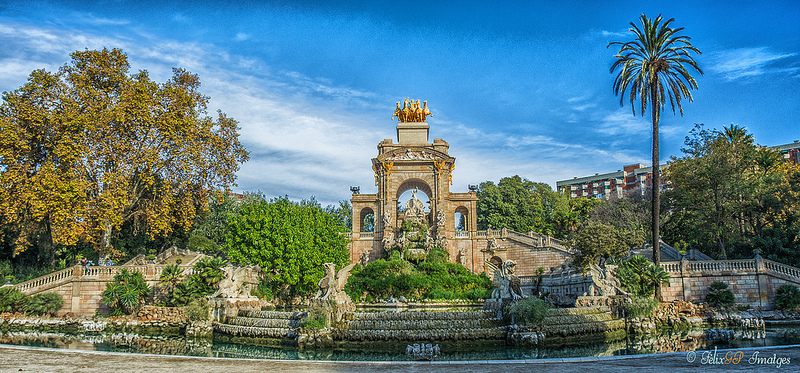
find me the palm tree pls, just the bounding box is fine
[609,14,702,300]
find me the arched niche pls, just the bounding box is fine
[359,207,375,232]
[454,206,470,231]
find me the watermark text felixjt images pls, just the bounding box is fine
[686,347,790,368]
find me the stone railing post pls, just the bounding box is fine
[72,264,83,279]
[680,257,690,301]
[754,252,768,309]
[71,264,84,315]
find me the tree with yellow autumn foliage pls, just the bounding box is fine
[0,48,248,263]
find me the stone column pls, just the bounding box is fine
[71,265,83,314]
[755,253,768,309]
[680,257,690,301]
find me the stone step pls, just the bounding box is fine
[541,319,625,337]
[347,311,497,321]
[238,310,307,320]
[332,326,507,341]
[213,323,298,338]
[543,313,615,325]
[344,318,503,330]
[226,316,301,329]
[549,307,608,316]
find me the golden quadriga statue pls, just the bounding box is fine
[393,98,432,122]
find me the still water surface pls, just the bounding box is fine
[2,328,799,361]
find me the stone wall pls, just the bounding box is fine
[136,306,187,323]
[661,257,800,309]
[14,264,261,317]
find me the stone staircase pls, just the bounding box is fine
[540,307,625,337]
[213,310,307,339]
[331,311,507,341]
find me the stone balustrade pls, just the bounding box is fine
[347,310,493,321]
[13,261,258,316]
[662,257,800,308]
[240,310,307,320]
[764,260,800,279]
[13,267,74,294]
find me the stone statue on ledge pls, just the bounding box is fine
[210,265,257,300]
[486,259,526,301]
[311,262,357,323]
[314,262,357,301]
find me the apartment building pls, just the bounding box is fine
[557,141,800,200]
[774,140,800,163]
[556,163,660,199]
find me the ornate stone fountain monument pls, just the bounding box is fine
[350,99,479,268]
[349,100,577,281]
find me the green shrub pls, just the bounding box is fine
[624,296,658,318]
[615,255,670,297]
[187,235,220,254]
[706,281,735,307]
[775,284,800,310]
[300,303,328,329]
[102,269,151,315]
[251,278,274,301]
[505,298,551,326]
[158,264,185,306]
[427,287,455,300]
[171,257,226,306]
[0,261,12,280]
[0,287,30,313]
[344,251,491,302]
[26,293,64,316]
[184,298,209,321]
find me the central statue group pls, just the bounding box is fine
[393,98,432,122]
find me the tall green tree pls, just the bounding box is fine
[325,200,353,231]
[609,14,702,294]
[664,124,800,262]
[588,195,650,250]
[570,221,629,269]
[225,197,349,299]
[476,175,600,239]
[0,48,249,260]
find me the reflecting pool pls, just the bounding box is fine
[2,327,800,361]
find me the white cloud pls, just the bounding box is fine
[0,18,652,205]
[709,47,799,81]
[235,33,250,41]
[595,107,649,136]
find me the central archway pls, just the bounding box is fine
[395,178,433,200]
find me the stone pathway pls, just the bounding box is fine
[2,344,799,372]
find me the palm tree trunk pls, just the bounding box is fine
[650,88,662,302]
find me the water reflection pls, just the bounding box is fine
[2,328,799,361]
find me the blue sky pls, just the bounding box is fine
[1,1,798,205]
